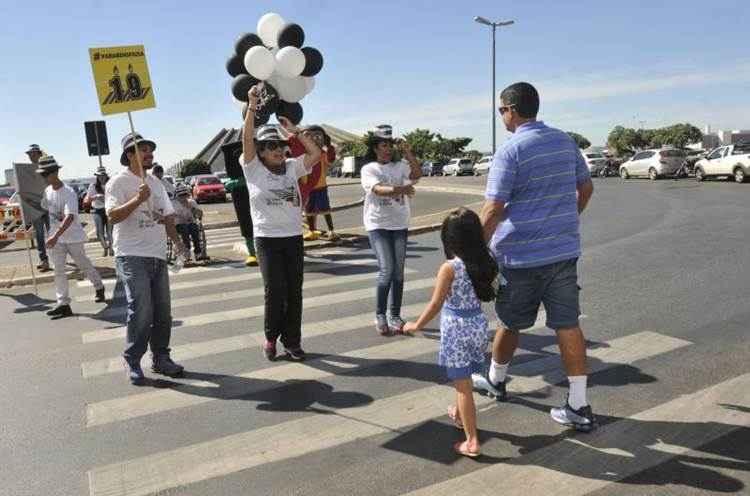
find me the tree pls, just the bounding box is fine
[659,123,703,148]
[337,139,367,159]
[179,159,210,178]
[464,149,483,163]
[403,129,435,160]
[567,132,591,150]
[608,126,646,156]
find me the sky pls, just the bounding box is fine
[1,0,749,179]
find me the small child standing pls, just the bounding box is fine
[403,207,498,458]
[172,183,204,261]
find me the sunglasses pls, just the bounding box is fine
[260,142,284,151]
[40,171,53,177]
[498,104,516,115]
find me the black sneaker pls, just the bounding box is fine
[94,288,106,303]
[550,400,597,433]
[471,372,508,401]
[47,304,73,318]
[151,355,185,378]
[284,347,306,361]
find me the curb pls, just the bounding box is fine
[232,221,443,257]
[2,266,117,289]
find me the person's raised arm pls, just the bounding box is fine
[403,262,455,334]
[278,117,321,169]
[399,141,422,181]
[242,85,261,166]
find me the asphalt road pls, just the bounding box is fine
[0,176,749,496]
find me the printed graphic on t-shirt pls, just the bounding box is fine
[375,171,405,206]
[136,207,164,229]
[267,186,300,207]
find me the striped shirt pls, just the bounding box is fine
[485,121,591,269]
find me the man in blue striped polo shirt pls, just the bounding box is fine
[475,82,596,432]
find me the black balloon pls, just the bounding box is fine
[276,100,304,125]
[226,54,247,78]
[301,47,324,77]
[235,33,263,58]
[232,74,259,102]
[277,23,305,48]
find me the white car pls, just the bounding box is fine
[694,143,750,183]
[619,148,686,180]
[472,156,493,176]
[583,152,608,177]
[443,158,475,176]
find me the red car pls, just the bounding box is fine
[0,186,15,206]
[192,175,227,203]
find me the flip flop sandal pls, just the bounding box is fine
[453,441,480,458]
[448,406,464,429]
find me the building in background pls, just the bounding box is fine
[700,126,750,150]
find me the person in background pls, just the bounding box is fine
[242,84,321,362]
[151,164,175,199]
[290,126,339,242]
[37,156,105,318]
[171,183,204,261]
[86,166,113,257]
[360,124,422,336]
[224,141,258,267]
[477,82,596,432]
[106,132,187,385]
[25,144,51,272]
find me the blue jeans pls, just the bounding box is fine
[33,214,49,263]
[368,229,408,317]
[115,256,173,363]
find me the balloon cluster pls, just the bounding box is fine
[226,12,324,127]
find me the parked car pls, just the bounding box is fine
[213,171,231,186]
[328,164,342,178]
[192,174,228,203]
[619,148,687,180]
[0,186,15,206]
[443,158,474,176]
[421,161,445,177]
[472,156,493,176]
[694,143,750,183]
[583,152,609,177]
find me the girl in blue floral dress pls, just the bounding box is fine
[404,207,498,457]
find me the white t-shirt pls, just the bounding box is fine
[105,169,174,259]
[87,182,106,210]
[360,160,412,231]
[161,177,175,197]
[41,184,87,244]
[172,198,198,225]
[242,155,309,238]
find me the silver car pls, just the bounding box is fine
[619,148,686,180]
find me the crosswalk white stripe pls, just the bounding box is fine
[81,270,418,377]
[76,256,380,299]
[86,335,442,427]
[402,371,750,496]
[86,331,692,496]
[80,278,435,344]
[76,253,376,288]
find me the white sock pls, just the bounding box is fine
[568,376,588,410]
[489,360,509,385]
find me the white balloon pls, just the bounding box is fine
[257,12,286,47]
[303,76,315,95]
[243,45,275,81]
[274,76,307,103]
[275,46,306,78]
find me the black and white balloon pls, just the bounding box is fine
[227,12,326,125]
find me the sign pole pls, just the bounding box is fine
[18,209,38,295]
[93,121,104,170]
[127,112,146,182]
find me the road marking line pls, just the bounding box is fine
[81,270,417,376]
[80,278,435,344]
[86,331,692,496]
[402,371,748,496]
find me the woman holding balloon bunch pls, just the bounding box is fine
[242,84,321,362]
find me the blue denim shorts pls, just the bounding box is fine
[495,258,581,332]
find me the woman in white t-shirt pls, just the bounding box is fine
[86,166,113,257]
[241,84,322,362]
[360,124,422,336]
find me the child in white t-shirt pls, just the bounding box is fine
[171,183,204,261]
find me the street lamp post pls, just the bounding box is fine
[474,16,514,155]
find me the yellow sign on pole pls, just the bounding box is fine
[89,45,156,116]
